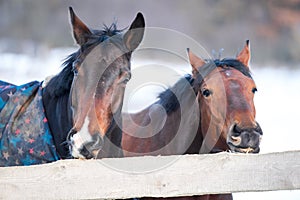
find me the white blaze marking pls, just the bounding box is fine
[70,117,93,158]
[225,71,231,77]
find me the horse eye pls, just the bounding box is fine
[252,88,258,93]
[72,68,78,76]
[202,89,211,97]
[120,71,131,84]
[72,60,80,76]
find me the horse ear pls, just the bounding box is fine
[236,40,251,67]
[187,48,205,74]
[69,7,92,46]
[124,12,145,51]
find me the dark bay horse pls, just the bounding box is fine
[0,7,145,166]
[122,41,263,200]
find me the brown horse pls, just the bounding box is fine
[0,7,145,166]
[43,8,145,160]
[122,40,262,199]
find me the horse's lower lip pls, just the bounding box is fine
[228,143,260,154]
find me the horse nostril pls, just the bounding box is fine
[233,124,242,136]
[80,146,94,159]
[254,122,263,135]
[67,128,77,141]
[91,134,103,150]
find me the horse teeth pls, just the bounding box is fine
[246,148,250,153]
[240,147,253,153]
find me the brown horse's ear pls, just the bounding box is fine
[187,48,205,75]
[236,40,251,67]
[69,7,92,46]
[124,12,145,51]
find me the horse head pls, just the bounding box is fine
[188,40,263,154]
[44,8,145,159]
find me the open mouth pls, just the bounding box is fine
[226,124,262,154]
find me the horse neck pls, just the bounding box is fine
[42,86,73,159]
[123,78,201,156]
[161,84,201,155]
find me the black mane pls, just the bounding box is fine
[158,58,252,114]
[213,58,252,78]
[156,75,194,114]
[45,23,123,97]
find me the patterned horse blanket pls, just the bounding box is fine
[0,80,59,166]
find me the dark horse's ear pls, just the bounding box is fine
[69,7,92,46]
[237,40,251,68]
[187,48,205,75]
[124,12,145,51]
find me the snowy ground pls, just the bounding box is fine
[0,48,299,199]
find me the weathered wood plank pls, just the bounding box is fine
[0,151,300,199]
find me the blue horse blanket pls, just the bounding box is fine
[0,80,59,166]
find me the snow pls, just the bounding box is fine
[0,48,75,84]
[0,49,299,199]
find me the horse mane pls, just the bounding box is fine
[157,58,252,114]
[45,23,123,97]
[156,74,194,114]
[213,58,252,78]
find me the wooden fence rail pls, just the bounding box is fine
[0,151,300,199]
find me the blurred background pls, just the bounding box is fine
[0,0,300,199]
[1,0,300,66]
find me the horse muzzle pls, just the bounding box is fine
[69,130,103,159]
[78,134,103,159]
[227,123,263,154]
